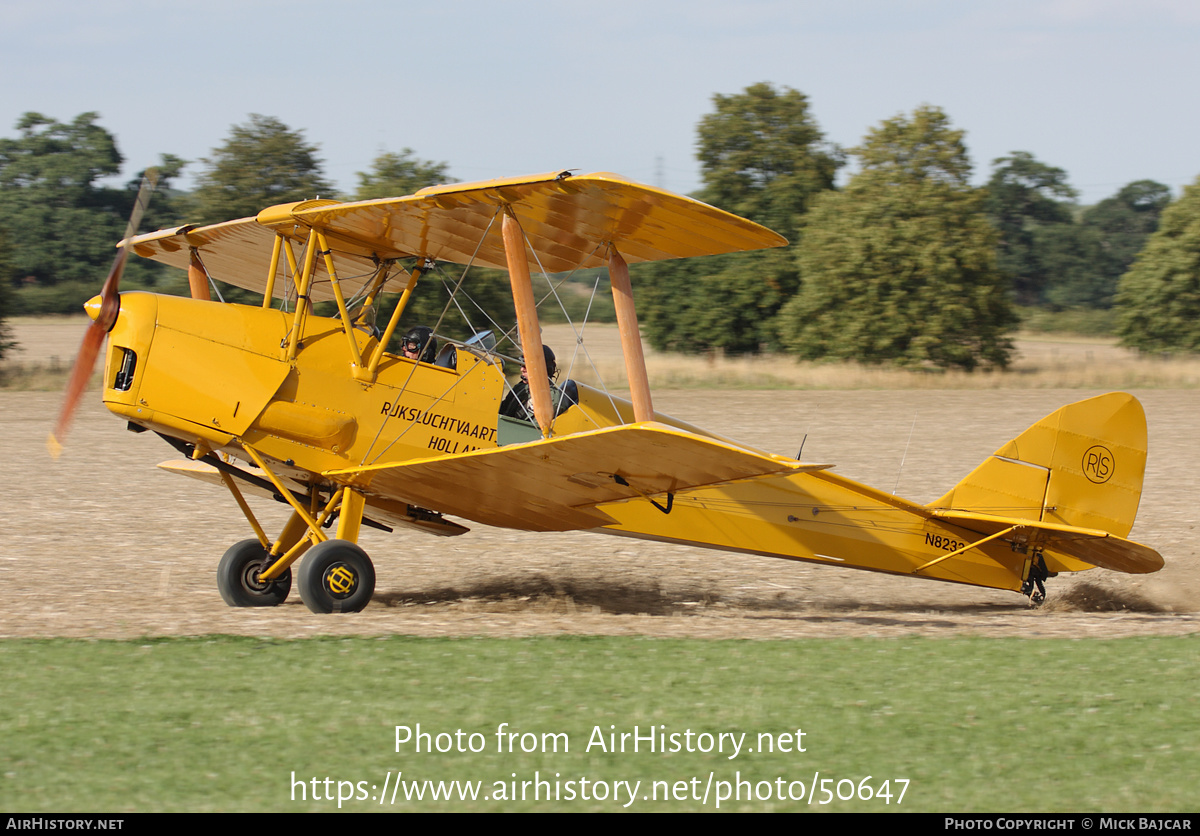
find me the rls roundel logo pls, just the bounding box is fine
[1082,445,1115,484]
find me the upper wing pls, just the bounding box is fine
[123,171,788,299]
[294,171,788,272]
[123,216,382,303]
[932,509,1164,575]
[325,422,828,532]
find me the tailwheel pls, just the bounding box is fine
[217,539,292,607]
[1020,551,1049,608]
[298,539,376,614]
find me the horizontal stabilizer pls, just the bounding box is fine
[327,422,827,532]
[932,509,1164,575]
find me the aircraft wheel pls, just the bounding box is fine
[298,539,376,614]
[217,539,291,607]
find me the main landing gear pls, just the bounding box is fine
[216,536,377,613]
[213,462,377,614]
[216,537,378,613]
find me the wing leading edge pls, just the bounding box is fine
[325,422,829,532]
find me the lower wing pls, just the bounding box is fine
[326,422,830,532]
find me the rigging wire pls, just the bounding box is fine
[893,413,918,495]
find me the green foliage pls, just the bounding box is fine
[0,113,188,313]
[0,114,154,284]
[780,106,1016,371]
[191,114,334,224]
[354,149,453,200]
[190,115,335,305]
[1024,179,1172,312]
[10,280,102,316]
[376,267,615,359]
[1053,180,1172,310]
[640,83,841,355]
[1032,222,1110,309]
[984,153,1168,312]
[695,82,843,237]
[639,247,798,354]
[0,112,128,288]
[1117,176,1200,352]
[984,151,1077,306]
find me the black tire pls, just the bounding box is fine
[217,539,291,607]
[298,539,376,614]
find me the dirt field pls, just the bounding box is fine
[2,320,1198,640]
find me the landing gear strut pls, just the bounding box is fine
[1021,552,1049,607]
[213,449,376,614]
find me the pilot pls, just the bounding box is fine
[500,345,575,422]
[400,325,437,363]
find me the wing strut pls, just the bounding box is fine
[912,525,1019,574]
[367,261,423,378]
[608,248,654,422]
[187,248,212,301]
[503,210,554,436]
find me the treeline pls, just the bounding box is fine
[1,89,1198,369]
[638,84,1192,369]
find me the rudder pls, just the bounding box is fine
[929,393,1147,538]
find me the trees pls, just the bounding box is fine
[1052,180,1172,310]
[778,106,1016,371]
[639,83,841,354]
[188,115,334,305]
[191,115,334,224]
[1028,222,1108,309]
[0,113,187,313]
[381,266,515,353]
[983,151,1078,306]
[1085,181,1171,263]
[984,159,1171,312]
[0,112,126,286]
[1116,177,1200,352]
[354,149,452,200]
[695,82,843,237]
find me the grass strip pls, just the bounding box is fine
[1,635,1196,812]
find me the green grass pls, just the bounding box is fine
[2,636,1197,812]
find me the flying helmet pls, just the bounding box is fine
[401,326,437,363]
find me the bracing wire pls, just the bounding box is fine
[893,413,918,495]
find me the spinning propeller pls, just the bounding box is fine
[48,169,159,456]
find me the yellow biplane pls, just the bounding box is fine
[51,170,1163,613]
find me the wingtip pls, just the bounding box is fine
[46,433,63,459]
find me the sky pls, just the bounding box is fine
[2,0,1197,206]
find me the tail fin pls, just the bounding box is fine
[929,392,1147,538]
